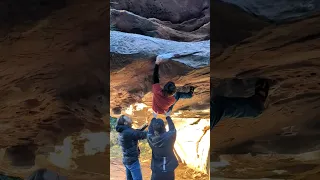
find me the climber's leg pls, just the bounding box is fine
[167,93,179,112]
[168,90,193,112]
[210,79,269,130]
[177,91,193,99]
[210,95,264,129]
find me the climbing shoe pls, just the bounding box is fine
[190,86,196,93]
[254,78,270,102]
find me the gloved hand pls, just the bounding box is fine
[164,110,171,117]
[152,111,158,118]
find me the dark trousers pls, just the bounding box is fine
[168,91,193,112]
[151,171,175,180]
[211,95,264,129]
[124,160,143,180]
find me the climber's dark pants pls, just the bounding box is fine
[168,91,193,112]
[211,95,264,129]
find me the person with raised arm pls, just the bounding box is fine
[147,111,178,180]
[115,115,148,180]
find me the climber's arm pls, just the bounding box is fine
[153,64,160,84]
[166,116,176,142]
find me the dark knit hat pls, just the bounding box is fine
[153,118,165,135]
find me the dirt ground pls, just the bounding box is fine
[110,158,208,180]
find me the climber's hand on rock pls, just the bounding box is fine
[155,56,164,64]
[156,53,175,64]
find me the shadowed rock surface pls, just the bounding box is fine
[0,0,66,38]
[110,0,210,41]
[211,1,320,179]
[0,0,109,179]
[221,0,320,22]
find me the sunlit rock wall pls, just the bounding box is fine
[172,115,210,173]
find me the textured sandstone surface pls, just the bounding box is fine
[210,2,320,179]
[0,0,109,179]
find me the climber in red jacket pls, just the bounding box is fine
[151,53,196,116]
